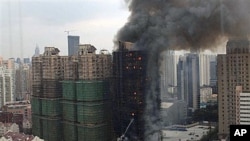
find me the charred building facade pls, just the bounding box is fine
[112,42,148,141]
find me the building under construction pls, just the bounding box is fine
[112,42,148,141]
[31,45,112,141]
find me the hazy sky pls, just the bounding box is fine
[0,0,130,59]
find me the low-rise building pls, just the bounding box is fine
[0,122,19,136]
[2,101,31,122]
[161,100,187,126]
[0,131,44,141]
[200,87,217,108]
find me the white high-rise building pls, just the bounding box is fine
[160,50,180,100]
[239,92,250,125]
[0,58,15,107]
[199,54,217,86]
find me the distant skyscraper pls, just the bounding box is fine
[68,35,80,56]
[199,54,212,86]
[23,58,30,64]
[33,45,40,57]
[16,58,21,64]
[177,53,200,114]
[160,50,179,100]
[112,41,147,141]
[209,60,217,86]
[218,38,250,139]
[15,63,32,100]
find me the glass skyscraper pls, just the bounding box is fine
[68,35,80,56]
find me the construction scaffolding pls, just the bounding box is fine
[76,80,108,101]
[41,98,61,117]
[41,117,62,141]
[31,96,41,115]
[62,81,76,100]
[77,123,111,141]
[42,79,62,98]
[61,100,76,122]
[63,56,78,80]
[31,46,113,141]
[77,101,108,124]
[63,121,78,141]
[31,114,42,138]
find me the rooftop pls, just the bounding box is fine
[161,125,214,141]
[3,131,34,141]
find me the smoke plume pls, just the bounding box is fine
[115,0,250,140]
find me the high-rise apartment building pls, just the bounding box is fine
[112,42,147,141]
[199,54,217,86]
[218,38,250,139]
[177,53,200,114]
[15,63,32,100]
[68,35,80,56]
[0,58,15,107]
[31,46,112,141]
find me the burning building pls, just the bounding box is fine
[112,41,148,140]
[113,0,250,140]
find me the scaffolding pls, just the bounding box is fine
[42,79,62,98]
[63,121,78,141]
[32,115,42,137]
[76,80,107,101]
[77,123,111,141]
[41,116,62,141]
[41,98,61,117]
[62,81,76,100]
[61,100,76,122]
[78,54,112,80]
[31,46,113,141]
[31,96,41,115]
[77,101,107,125]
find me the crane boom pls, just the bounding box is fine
[64,30,76,35]
[117,118,134,141]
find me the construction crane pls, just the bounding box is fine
[64,30,76,35]
[117,118,134,141]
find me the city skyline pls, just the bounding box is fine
[2,0,250,140]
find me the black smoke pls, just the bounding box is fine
[115,0,250,51]
[114,0,250,140]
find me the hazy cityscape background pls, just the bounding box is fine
[0,0,129,58]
